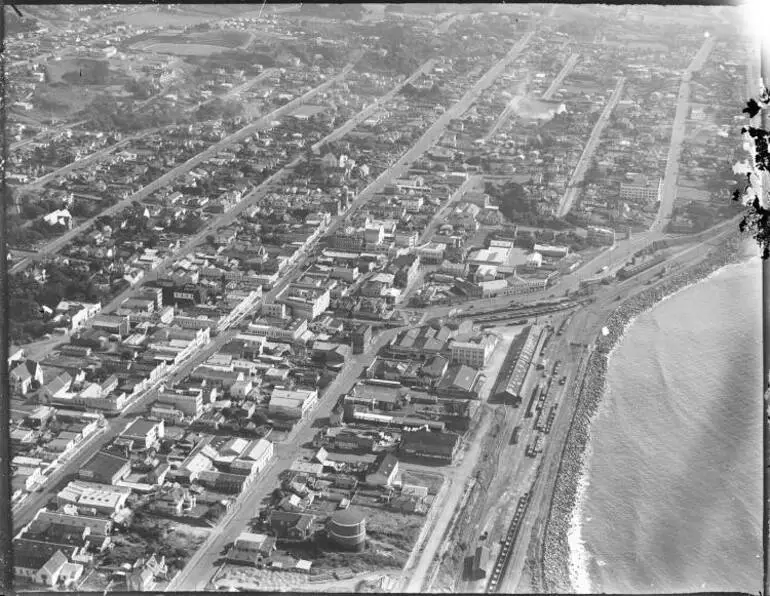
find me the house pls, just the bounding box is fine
[78,451,131,485]
[278,493,304,512]
[227,532,276,566]
[268,511,315,541]
[43,209,73,229]
[400,430,461,464]
[11,360,44,395]
[126,554,168,592]
[365,453,399,487]
[153,486,196,517]
[54,300,102,332]
[42,372,73,402]
[13,541,76,586]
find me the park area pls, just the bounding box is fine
[131,30,252,56]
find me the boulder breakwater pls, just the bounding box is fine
[539,237,746,593]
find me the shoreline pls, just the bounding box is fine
[540,235,749,593]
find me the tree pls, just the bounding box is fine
[496,182,530,221]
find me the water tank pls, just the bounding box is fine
[327,508,366,552]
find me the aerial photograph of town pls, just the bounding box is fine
[0,2,764,595]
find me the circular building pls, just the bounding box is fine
[327,509,366,552]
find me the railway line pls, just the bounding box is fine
[486,493,532,593]
[470,301,581,324]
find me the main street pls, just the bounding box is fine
[556,76,626,218]
[10,51,462,524]
[166,325,408,592]
[169,27,543,591]
[650,34,716,233]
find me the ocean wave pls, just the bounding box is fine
[567,444,593,593]
[539,235,748,594]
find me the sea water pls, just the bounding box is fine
[570,256,763,593]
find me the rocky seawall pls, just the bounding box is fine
[540,237,746,593]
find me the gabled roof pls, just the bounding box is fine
[40,549,69,577]
[43,372,72,394]
[10,362,32,381]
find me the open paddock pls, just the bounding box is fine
[133,42,232,56]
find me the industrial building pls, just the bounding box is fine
[326,509,367,552]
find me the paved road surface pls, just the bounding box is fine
[650,35,716,233]
[556,77,626,218]
[325,29,536,243]
[310,59,437,153]
[166,327,407,592]
[10,120,89,152]
[418,175,483,246]
[169,31,539,592]
[542,53,579,101]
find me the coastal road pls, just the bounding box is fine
[10,57,362,275]
[166,327,409,592]
[556,76,626,218]
[650,35,715,233]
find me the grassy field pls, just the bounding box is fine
[137,43,232,56]
[193,30,252,48]
[29,85,97,119]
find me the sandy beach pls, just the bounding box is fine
[539,235,748,593]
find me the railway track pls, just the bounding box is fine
[486,492,532,593]
[472,301,580,324]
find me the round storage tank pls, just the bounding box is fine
[327,509,366,552]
